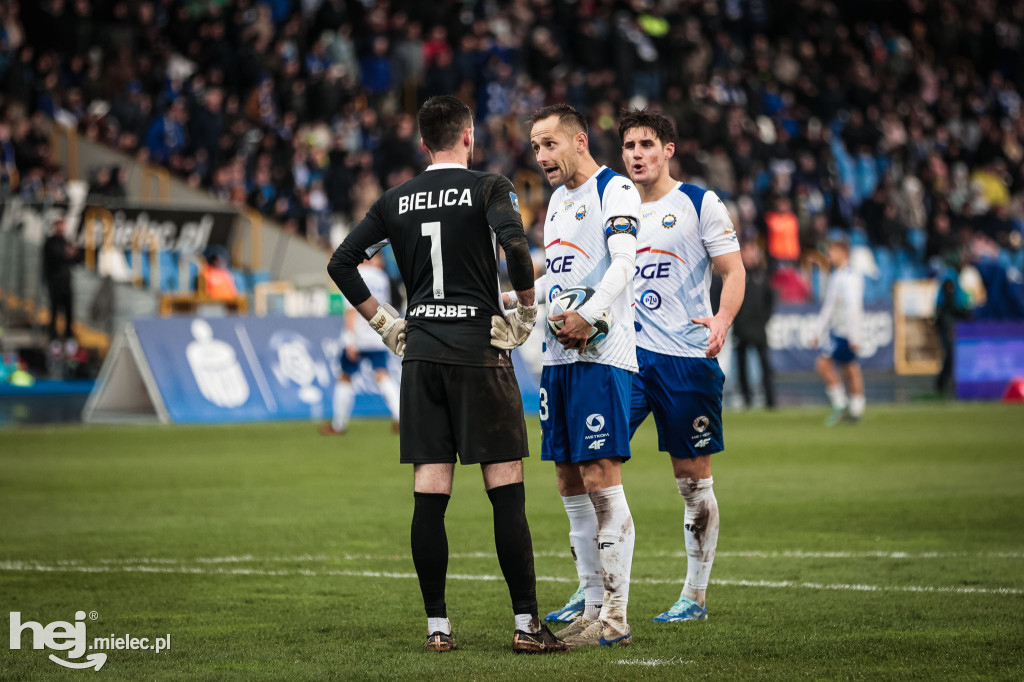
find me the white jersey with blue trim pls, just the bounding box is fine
[817,264,863,344]
[634,182,739,357]
[542,166,641,372]
[348,264,392,351]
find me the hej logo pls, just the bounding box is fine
[9,610,172,671]
[10,611,106,670]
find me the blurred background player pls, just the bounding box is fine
[529,104,639,647]
[328,96,566,655]
[814,237,866,426]
[734,242,776,410]
[321,251,401,436]
[618,108,744,622]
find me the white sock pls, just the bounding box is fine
[583,604,601,621]
[848,393,865,417]
[427,616,451,635]
[378,374,400,421]
[826,384,848,410]
[677,477,719,607]
[589,484,634,625]
[514,613,540,633]
[332,381,355,432]
[560,494,603,610]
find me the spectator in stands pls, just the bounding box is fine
[42,217,82,341]
[0,0,1020,327]
[733,242,776,409]
[764,195,801,267]
[935,276,971,395]
[144,98,187,165]
[201,252,239,301]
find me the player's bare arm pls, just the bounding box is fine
[691,251,745,358]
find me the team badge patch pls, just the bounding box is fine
[575,204,588,220]
[509,191,521,213]
[662,214,677,229]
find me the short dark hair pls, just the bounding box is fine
[527,103,588,137]
[417,95,473,153]
[618,107,676,146]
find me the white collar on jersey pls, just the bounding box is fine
[566,165,606,191]
[425,163,467,171]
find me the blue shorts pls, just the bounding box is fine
[630,348,725,458]
[820,334,856,365]
[340,349,390,376]
[540,363,633,463]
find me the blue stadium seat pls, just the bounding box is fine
[231,269,247,294]
[159,251,178,291]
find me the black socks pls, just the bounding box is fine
[411,491,450,617]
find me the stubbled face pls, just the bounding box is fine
[621,126,673,187]
[530,116,580,187]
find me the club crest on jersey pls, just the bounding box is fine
[575,204,588,221]
[662,214,677,229]
[509,191,521,214]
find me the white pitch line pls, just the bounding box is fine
[14,549,1024,567]
[616,658,695,666]
[1,561,1020,596]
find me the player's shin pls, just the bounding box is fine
[332,381,355,432]
[589,485,634,627]
[678,477,719,606]
[411,492,451,630]
[377,374,400,421]
[487,482,541,632]
[561,494,603,619]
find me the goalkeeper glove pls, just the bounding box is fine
[368,303,406,357]
[490,302,537,350]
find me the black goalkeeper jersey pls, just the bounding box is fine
[328,164,535,367]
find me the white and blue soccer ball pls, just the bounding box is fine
[547,286,611,350]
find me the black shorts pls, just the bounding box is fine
[400,361,529,465]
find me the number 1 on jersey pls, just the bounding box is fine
[421,221,445,299]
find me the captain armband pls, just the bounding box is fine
[604,216,639,239]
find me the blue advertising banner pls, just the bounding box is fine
[955,321,1024,400]
[766,302,895,371]
[129,316,539,423]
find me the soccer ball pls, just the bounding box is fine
[547,286,611,350]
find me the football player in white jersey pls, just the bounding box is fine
[321,252,402,435]
[526,104,641,647]
[620,108,745,622]
[813,237,865,426]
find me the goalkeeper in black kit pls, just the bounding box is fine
[327,95,569,654]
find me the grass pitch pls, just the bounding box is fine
[1,403,1022,680]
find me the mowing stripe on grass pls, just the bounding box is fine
[2,561,1020,595]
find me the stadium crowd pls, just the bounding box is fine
[1,0,1023,313]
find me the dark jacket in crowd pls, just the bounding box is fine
[733,266,775,346]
